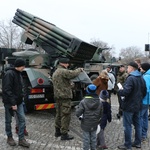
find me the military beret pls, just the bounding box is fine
[59,58,70,63]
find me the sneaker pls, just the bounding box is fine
[15,127,28,136]
[15,126,18,134]
[7,137,16,146]
[132,143,141,148]
[141,137,147,142]
[98,145,108,149]
[116,113,121,119]
[24,128,28,136]
[61,133,74,140]
[118,144,131,150]
[19,139,30,148]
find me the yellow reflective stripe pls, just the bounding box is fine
[85,96,93,98]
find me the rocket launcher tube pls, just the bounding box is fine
[12,9,98,62]
[14,13,71,46]
[16,9,75,40]
[13,17,70,50]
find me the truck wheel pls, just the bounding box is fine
[90,74,98,81]
[23,79,34,113]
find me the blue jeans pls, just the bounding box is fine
[140,105,148,139]
[123,111,141,149]
[82,130,97,150]
[4,103,26,140]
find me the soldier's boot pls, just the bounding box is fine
[18,139,30,148]
[61,133,74,140]
[55,127,61,137]
[7,136,16,146]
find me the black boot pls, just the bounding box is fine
[55,128,61,137]
[61,133,74,140]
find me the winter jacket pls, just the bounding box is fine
[52,65,82,99]
[76,94,103,132]
[106,70,115,90]
[100,101,112,130]
[118,70,146,112]
[2,67,24,106]
[93,76,108,95]
[142,69,150,105]
[114,71,128,91]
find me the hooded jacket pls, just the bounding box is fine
[142,69,150,105]
[76,94,103,132]
[93,71,108,95]
[118,70,146,112]
[2,67,24,106]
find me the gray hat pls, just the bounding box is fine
[99,90,109,101]
[128,62,138,69]
[14,58,26,67]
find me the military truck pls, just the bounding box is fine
[0,9,101,112]
[1,9,121,112]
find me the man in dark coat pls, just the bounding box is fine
[117,62,146,150]
[52,57,83,140]
[2,58,30,148]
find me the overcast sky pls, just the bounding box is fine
[0,0,150,56]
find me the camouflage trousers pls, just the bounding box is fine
[55,98,71,134]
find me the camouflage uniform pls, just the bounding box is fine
[116,70,128,117]
[52,65,82,134]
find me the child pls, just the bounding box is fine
[97,90,112,149]
[76,84,103,150]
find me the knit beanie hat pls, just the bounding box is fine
[14,58,26,67]
[99,90,109,101]
[128,62,138,69]
[86,84,97,94]
[141,63,150,72]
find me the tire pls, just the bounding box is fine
[89,74,98,81]
[23,78,34,113]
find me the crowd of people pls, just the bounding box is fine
[2,57,150,150]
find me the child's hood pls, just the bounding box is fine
[84,95,100,110]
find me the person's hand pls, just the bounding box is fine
[79,68,84,72]
[12,105,17,111]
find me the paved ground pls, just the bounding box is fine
[0,95,150,150]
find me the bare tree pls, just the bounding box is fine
[90,38,115,62]
[0,19,26,49]
[119,46,144,63]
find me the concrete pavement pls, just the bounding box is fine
[0,95,150,150]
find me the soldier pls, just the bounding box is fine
[116,65,128,119]
[52,57,83,140]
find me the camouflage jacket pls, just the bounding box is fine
[52,65,82,99]
[117,71,128,86]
